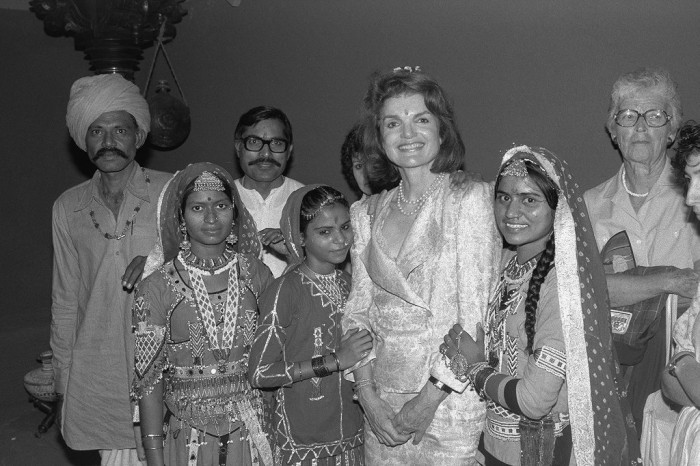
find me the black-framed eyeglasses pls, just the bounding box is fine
[614,109,672,128]
[237,136,289,153]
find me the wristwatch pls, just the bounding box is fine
[428,376,453,395]
[668,352,694,378]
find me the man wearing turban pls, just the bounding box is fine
[51,74,171,465]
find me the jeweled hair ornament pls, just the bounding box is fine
[500,158,528,177]
[301,193,345,220]
[393,65,422,73]
[193,171,225,192]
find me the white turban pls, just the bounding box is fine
[65,74,150,152]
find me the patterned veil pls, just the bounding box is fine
[500,146,638,465]
[279,184,324,269]
[143,162,261,277]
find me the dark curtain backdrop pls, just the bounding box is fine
[2,0,700,338]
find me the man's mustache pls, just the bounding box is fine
[93,147,128,160]
[248,157,281,167]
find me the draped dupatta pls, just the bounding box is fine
[500,146,638,465]
[143,162,262,278]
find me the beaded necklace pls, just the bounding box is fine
[621,167,649,197]
[180,251,240,372]
[179,245,236,276]
[89,167,150,240]
[486,255,538,368]
[396,173,446,216]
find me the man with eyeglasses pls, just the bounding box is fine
[234,106,304,277]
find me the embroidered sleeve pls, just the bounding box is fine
[342,199,381,381]
[516,269,568,419]
[248,277,295,388]
[431,181,501,392]
[534,346,567,379]
[130,277,168,401]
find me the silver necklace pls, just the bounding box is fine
[396,173,446,216]
[621,167,649,197]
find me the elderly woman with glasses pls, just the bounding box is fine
[583,68,700,437]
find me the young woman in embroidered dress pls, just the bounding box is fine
[441,147,636,466]
[249,185,371,465]
[131,163,274,466]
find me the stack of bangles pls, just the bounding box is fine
[465,362,497,401]
[141,433,164,451]
[352,378,376,401]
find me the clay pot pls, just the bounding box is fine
[24,350,57,403]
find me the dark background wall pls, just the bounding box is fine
[2,0,700,341]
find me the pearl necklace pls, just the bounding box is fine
[396,173,446,216]
[621,167,649,197]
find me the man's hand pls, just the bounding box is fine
[393,383,445,444]
[122,255,147,291]
[259,228,288,256]
[358,389,411,447]
[664,268,700,299]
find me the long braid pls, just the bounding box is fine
[523,234,556,355]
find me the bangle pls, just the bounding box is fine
[479,371,498,401]
[352,378,376,401]
[329,352,341,372]
[142,446,164,450]
[428,375,453,395]
[312,355,331,378]
[141,434,163,439]
[472,366,496,398]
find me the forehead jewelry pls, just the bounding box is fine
[301,194,344,220]
[501,159,528,177]
[193,171,225,192]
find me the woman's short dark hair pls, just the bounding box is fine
[179,172,236,222]
[673,120,700,191]
[341,123,364,196]
[299,186,350,235]
[361,68,465,188]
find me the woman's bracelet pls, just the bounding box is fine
[352,378,376,400]
[312,355,332,378]
[478,370,498,401]
[329,352,341,372]
[141,434,163,440]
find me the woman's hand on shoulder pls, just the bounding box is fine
[336,328,373,370]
